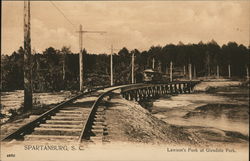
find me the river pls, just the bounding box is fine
[151,84,249,136]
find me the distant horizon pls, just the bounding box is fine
[2,1,249,55]
[1,39,249,56]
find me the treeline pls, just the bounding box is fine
[1,40,249,92]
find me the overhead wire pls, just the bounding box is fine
[48,1,109,53]
[49,1,76,29]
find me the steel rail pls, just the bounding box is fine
[1,87,107,142]
[78,83,144,142]
[2,82,200,142]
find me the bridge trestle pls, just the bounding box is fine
[121,81,200,102]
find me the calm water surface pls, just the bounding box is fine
[152,87,249,135]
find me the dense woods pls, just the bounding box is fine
[1,40,249,92]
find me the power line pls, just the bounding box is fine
[49,1,76,29]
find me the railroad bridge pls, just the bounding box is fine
[121,81,199,101]
[1,81,200,143]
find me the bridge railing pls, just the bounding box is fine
[120,81,200,101]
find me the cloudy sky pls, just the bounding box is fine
[1,1,249,55]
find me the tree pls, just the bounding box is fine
[61,46,71,81]
[118,47,129,57]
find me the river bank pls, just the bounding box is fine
[145,80,249,147]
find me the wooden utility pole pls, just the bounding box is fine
[152,57,155,69]
[193,65,196,79]
[110,45,114,86]
[216,65,220,79]
[23,0,32,111]
[76,24,106,91]
[131,52,135,84]
[188,63,192,80]
[170,61,173,82]
[228,64,231,78]
[77,25,84,91]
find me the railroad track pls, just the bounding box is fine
[1,84,142,143]
[1,81,198,143]
[1,86,125,143]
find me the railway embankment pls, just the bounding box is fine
[105,89,248,148]
[105,93,203,145]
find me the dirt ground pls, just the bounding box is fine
[105,81,249,149]
[105,94,203,146]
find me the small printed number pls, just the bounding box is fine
[7,154,15,157]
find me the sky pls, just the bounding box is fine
[1,1,250,55]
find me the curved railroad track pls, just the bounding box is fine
[1,81,199,143]
[1,85,132,143]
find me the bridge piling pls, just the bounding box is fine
[174,84,178,94]
[178,83,183,94]
[170,84,173,93]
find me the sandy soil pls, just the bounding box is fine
[104,81,249,149]
[105,93,248,148]
[194,80,242,92]
[105,93,203,146]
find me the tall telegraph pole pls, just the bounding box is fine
[76,24,106,91]
[228,64,231,78]
[170,61,173,82]
[23,0,32,111]
[216,65,220,79]
[188,63,192,80]
[77,25,84,91]
[152,58,155,69]
[131,52,135,84]
[110,45,114,86]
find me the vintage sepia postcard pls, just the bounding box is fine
[1,0,249,161]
